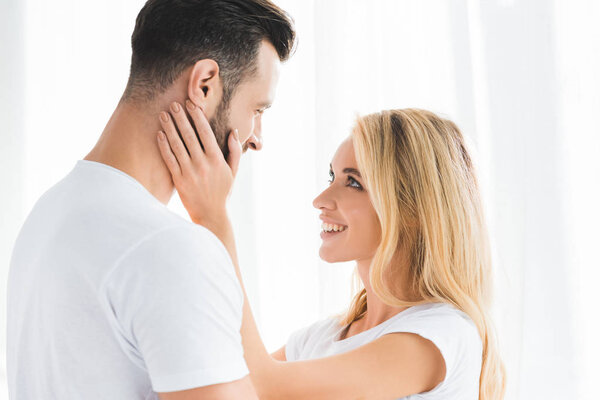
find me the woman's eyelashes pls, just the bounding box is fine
[328,170,364,191]
[347,176,364,190]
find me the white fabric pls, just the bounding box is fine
[6,160,248,399]
[285,302,482,400]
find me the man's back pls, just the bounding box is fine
[7,160,249,399]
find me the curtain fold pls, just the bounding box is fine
[0,0,26,398]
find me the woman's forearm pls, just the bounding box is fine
[197,218,409,400]
[198,216,278,397]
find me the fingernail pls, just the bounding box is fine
[157,131,165,140]
[170,102,180,113]
[160,112,169,122]
[186,100,196,110]
[234,129,239,142]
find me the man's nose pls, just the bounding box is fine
[246,133,263,151]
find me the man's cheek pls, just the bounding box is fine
[240,119,255,144]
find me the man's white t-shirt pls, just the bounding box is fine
[285,302,482,400]
[7,160,249,399]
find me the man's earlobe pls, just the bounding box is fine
[187,59,220,111]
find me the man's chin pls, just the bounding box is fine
[210,130,231,160]
[221,144,230,161]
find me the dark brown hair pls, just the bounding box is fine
[122,0,295,104]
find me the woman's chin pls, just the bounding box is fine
[319,248,350,264]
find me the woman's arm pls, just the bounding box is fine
[271,346,286,362]
[156,101,445,399]
[210,218,445,400]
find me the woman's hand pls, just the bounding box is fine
[156,100,242,227]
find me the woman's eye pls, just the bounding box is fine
[347,176,363,190]
[328,171,334,184]
[327,172,363,190]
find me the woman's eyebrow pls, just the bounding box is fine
[343,168,362,178]
[329,164,362,178]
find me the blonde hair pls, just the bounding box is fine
[345,109,505,400]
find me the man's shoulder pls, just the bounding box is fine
[109,222,233,281]
[139,223,224,251]
[103,222,241,313]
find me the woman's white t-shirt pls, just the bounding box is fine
[285,302,482,399]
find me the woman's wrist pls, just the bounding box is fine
[191,209,229,228]
[193,212,235,253]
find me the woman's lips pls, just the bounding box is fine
[320,229,347,240]
[319,216,347,226]
[319,218,348,240]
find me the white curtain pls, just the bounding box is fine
[1,1,598,399]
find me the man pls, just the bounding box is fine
[6,0,295,399]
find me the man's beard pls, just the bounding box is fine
[208,98,233,161]
[207,98,249,161]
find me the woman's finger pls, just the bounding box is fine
[168,101,203,161]
[227,129,242,178]
[156,130,181,178]
[159,111,191,170]
[185,99,222,159]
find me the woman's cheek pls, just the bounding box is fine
[347,202,381,258]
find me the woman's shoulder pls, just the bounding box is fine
[387,302,481,346]
[391,302,480,335]
[382,302,482,383]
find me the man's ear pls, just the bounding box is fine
[187,59,222,114]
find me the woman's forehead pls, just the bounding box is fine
[331,137,355,168]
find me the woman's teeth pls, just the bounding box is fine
[321,223,348,233]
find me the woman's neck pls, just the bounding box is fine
[343,256,413,339]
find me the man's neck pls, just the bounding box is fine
[84,99,176,205]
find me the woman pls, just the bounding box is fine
[156,101,506,399]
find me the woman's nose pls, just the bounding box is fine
[313,186,335,210]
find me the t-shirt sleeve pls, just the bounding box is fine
[285,324,311,362]
[101,224,248,393]
[381,304,482,386]
[285,317,333,362]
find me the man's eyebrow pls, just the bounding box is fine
[329,164,362,178]
[257,101,272,110]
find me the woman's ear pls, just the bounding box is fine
[187,59,221,113]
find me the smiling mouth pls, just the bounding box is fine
[321,222,348,233]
